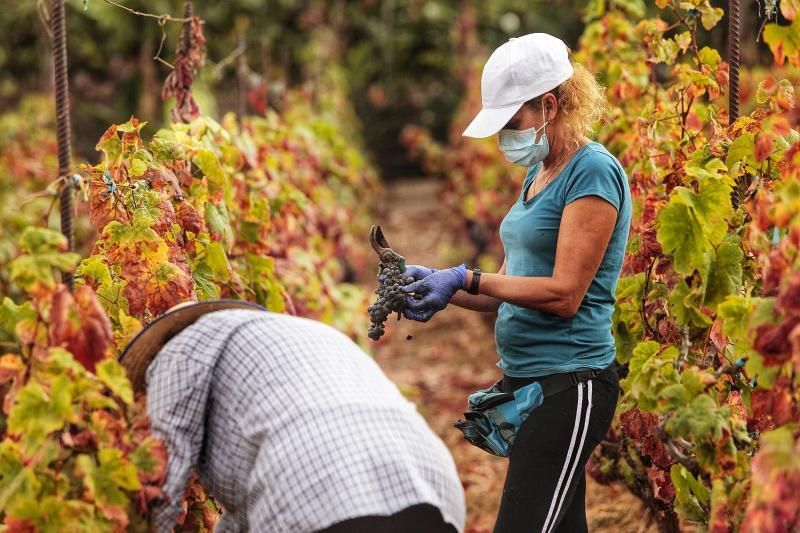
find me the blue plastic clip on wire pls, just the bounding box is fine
[102,170,117,194]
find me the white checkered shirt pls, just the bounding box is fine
[146,309,465,532]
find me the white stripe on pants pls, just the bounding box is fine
[540,380,593,533]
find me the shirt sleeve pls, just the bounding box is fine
[146,330,217,533]
[563,151,625,212]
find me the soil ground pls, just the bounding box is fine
[367,179,658,533]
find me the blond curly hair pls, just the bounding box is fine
[527,60,609,150]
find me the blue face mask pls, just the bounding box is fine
[498,101,550,167]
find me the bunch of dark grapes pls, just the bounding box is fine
[367,265,414,340]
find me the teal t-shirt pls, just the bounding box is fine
[495,141,632,377]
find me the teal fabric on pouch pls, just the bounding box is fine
[495,141,632,378]
[454,380,545,457]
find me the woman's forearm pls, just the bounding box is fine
[449,290,503,313]
[474,272,573,317]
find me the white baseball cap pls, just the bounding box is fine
[462,33,574,138]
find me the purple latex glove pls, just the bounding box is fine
[402,264,467,322]
[404,264,437,281]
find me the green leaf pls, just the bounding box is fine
[656,160,733,274]
[726,133,758,175]
[205,241,231,282]
[18,227,68,254]
[702,235,744,309]
[717,294,762,340]
[653,37,680,64]
[103,210,159,247]
[763,18,800,67]
[246,253,286,312]
[698,46,721,68]
[130,438,163,477]
[194,148,231,204]
[656,201,705,275]
[0,297,36,341]
[671,464,710,521]
[76,255,113,287]
[666,394,729,442]
[129,155,148,178]
[668,279,712,327]
[76,449,138,510]
[10,252,81,292]
[744,352,780,389]
[675,31,692,52]
[205,201,235,252]
[623,341,681,411]
[116,118,147,134]
[613,273,646,363]
[698,4,724,29]
[0,440,40,510]
[193,263,221,300]
[96,359,133,406]
[98,448,141,491]
[96,128,122,162]
[8,377,74,452]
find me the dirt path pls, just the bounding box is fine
[368,179,656,533]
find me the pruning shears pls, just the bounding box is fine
[370,225,406,271]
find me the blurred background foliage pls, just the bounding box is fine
[0,0,774,177]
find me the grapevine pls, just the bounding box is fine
[0,59,380,533]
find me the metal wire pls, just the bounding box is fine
[52,0,75,291]
[728,0,741,123]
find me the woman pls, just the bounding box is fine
[401,33,631,532]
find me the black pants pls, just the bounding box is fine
[317,503,457,533]
[493,364,619,533]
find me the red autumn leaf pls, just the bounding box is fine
[145,167,184,200]
[754,317,800,365]
[763,247,791,296]
[151,198,177,235]
[73,285,114,368]
[49,285,113,373]
[98,504,129,533]
[4,518,37,533]
[620,408,658,440]
[714,428,738,475]
[138,439,168,487]
[646,466,675,504]
[162,17,206,123]
[657,317,682,346]
[776,273,800,317]
[175,200,204,235]
[742,429,800,532]
[89,170,131,230]
[121,259,194,317]
[746,189,774,232]
[751,378,800,430]
[91,409,129,448]
[709,319,728,353]
[709,491,730,533]
[65,428,96,449]
[134,485,168,516]
[755,134,774,163]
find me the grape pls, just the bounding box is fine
[367,262,410,340]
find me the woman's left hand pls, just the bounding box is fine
[402,264,467,322]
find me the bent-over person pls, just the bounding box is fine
[120,300,465,533]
